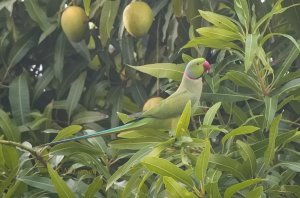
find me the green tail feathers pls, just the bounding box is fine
[42,117,170,146]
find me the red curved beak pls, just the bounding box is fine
[203,60,211,73]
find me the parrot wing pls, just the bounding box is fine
[141,90,195,119]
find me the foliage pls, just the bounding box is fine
[1,0,300,197]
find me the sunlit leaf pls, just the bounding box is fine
[53,125,82,141]
[176,100,191,137]
[203,102,221,136]
[17,176,56,193]
[244,34,259,72]
[236,140,257,177]
[264,96,278,129]
[245,186,263,198]
[196,27,241,41]
[128,63,185,81]
[142,156,194,187]
[163,176,197,198]
[84,176,103,198]
[222,126,260,145]
[109,137,162,150]
[234,0,250,29]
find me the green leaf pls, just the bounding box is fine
[254,1,300,33]
[236,140,257,177]
[128,63,185,81]
[163,176,197,198]
[184,37,241,50]
[171,0,183,17]
[49,142,102,156]
[84,176,103,198]
[234,0,250,29]
[196,27,241,41]
[72,111,108,125]
[99,0,120,46]
[278,162,300,172]
[264,114,281,166]
[176,100,191,137]
[8,31,37,73]
[274,42,300,86]
[282,185,300,197]
[17,176,56,193]
[199,10,239,32]
[121,168,144,198]
[203,102,221,136]
[222,126,260,145]
[52,125,82,141]
[195,140,211,183]
[54,33,66,82]
[106,145,154,190]
[0,109,20,141]
[261,33,300,52]
[70,41,91,61]
[225,71,260,94]
[83,0,91,16]
[47,164,75,198]
[244,34,259,72]
[109,137,162,150]
[273,78,300,97]
[9,74,30,125]
[66,72,87,119]
[24,0,51,31]
[202,91,259,102]
[38,23,57,44]
[33,67,54,102]
[264,96,278,129]
[224,178,263,198]
[245,186,263,198]
[141,156,194,187]
[209,154,246,180]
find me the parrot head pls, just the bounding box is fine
[185,58,211,79]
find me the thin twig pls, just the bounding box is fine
[0,140,47,167]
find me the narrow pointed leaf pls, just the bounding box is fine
[109,137,162,150]
[99,0,120,46]
[245,186,263,198]
[142,157,194,187]
[176,100,191,137]
[234,0,250,29]
[209,154,246,180]
[66,72,87,119]
[196,27,241,41]
[274,78,300,96]
[264,114,281,166]
[0,109,20,141]
[54,33,66,82]
[53,125,82,141]
[278,162,300,172]
[47,164,75,198]
[24,0,50,31]
[33,67,54,102]
[236,140,257,177]
[71,111,108,125]
[203,102,221,136]
[128,63,185,81]
[9,74,30,125]
[84,176,103,198]
[163,176,197,198]
[264,96,278,129]
[225,71,260,93]
[8,31,37,68]
[244,34,259,72]
[199,10,239,32]
[222,126,260,145]
[224,178,263,198]
[106,145,153,190]
[17,176,56,193]
[195,139,211,183]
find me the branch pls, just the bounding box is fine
[0,140,47,167]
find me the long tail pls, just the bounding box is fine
[41,120,147,146]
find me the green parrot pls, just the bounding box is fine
[43,58,211,146]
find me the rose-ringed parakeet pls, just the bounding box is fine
[43,58,211,146]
